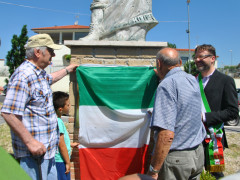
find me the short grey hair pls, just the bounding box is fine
[156,49,181,66]
[25,46,47,59]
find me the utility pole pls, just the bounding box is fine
[186,0,191,73]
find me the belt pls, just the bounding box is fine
[169,144,200,153]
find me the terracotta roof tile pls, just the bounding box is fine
[32,25,89,30]
[176,49,195,52]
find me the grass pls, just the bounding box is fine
[0,123,13,154]
[0,122,239,177]
[200,170,216,180]
[224,132,240,175]
[200,132,240,179]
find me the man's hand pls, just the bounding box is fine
[71,142,80,148]
[148,110,152,116]
[65,64,79,74]
[26,139,46,156]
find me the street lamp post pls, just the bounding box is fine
[187,0,191,73]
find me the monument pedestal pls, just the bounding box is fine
[64,40,167,180]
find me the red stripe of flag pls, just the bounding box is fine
[79,145,149,180]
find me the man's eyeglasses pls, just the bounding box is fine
[194,54,213,60]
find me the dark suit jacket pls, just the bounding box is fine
[204,70,239,148]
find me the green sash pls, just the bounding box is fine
[198,74,225,172]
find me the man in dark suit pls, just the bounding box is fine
[194,44,239,179]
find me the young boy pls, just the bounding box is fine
[53,91,79,180]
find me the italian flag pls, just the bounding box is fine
[76,65,158,180]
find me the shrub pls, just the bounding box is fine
[200,170,216,180]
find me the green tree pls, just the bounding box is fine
[184,60,199,76]
[167,42,177,48]
[5,25,28,83]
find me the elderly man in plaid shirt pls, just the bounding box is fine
[1,34,78,180]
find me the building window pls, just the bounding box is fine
[181,57,189,65]
[75,32,89,40]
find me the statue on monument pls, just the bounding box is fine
[80,0,158,41]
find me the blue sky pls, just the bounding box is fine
[0,0,239,67]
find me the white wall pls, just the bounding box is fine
[0,77,7,87]
[52,45,70,66]
[234,79,240,89]
[51,75,70,93]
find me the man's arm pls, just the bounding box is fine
[1,112,46,156]
[51,64,78,84]
[147,128,174,180]
[58,134,71,174]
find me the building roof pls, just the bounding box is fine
[176,49,195,52]
[32,25,89,30]
[32,25,90,34]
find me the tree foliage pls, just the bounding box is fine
[184,60,199,77]
[167,42,177,48]
[5,25,28,83]
[224,65,238,71]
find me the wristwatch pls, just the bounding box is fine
[149,164,160,173]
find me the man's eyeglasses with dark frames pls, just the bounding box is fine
[194,54,213,60]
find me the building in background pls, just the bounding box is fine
[1,25,229,90]
[31,25,202,70]
[32,24,89,69]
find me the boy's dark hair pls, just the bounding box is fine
[52,91,69,112]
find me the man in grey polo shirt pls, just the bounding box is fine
[147,48,206,180]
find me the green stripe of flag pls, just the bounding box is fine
[76,66,158,110]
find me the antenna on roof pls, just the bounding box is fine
[74,15,79,25]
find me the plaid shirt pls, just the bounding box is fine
[1,60,59,159]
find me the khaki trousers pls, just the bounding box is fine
[158,144,204,180]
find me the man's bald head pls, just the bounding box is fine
[156,48,181,66]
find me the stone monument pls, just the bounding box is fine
[80,0,158,41]
[65,1,166,179]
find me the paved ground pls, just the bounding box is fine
[0,94,5,103]
[225,126,240,133]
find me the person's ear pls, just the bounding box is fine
[179,59,182,66]
[157,59,161,68]
[57,107,63,115]
[34,48,41,58]
[212,56,216,63]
